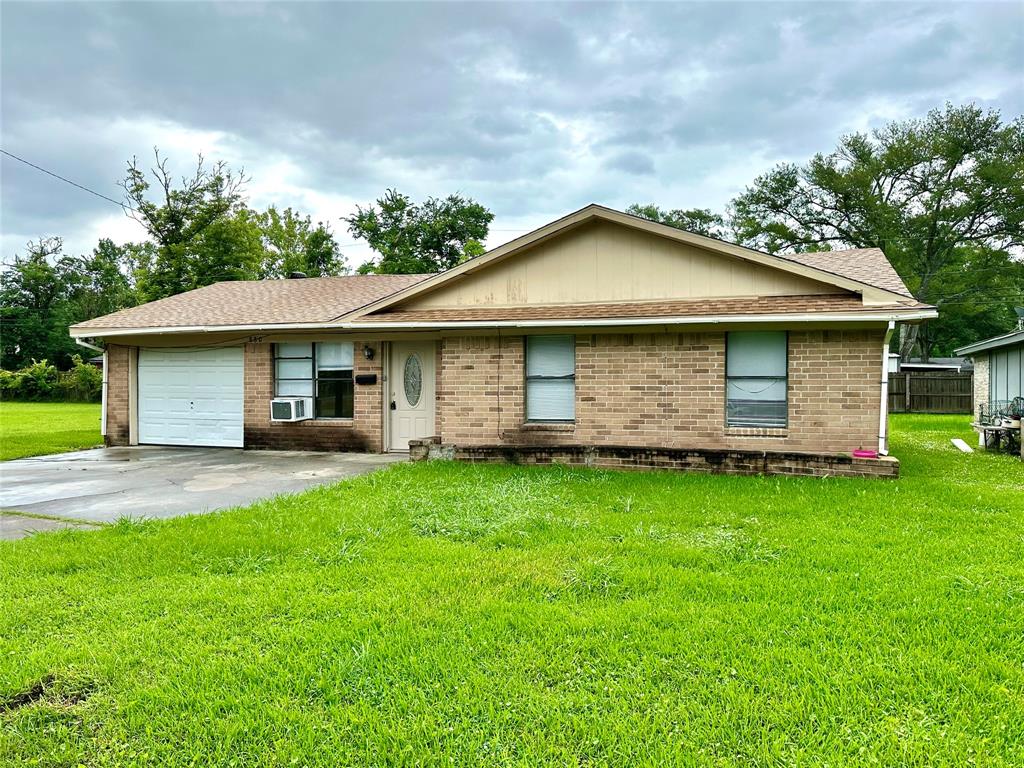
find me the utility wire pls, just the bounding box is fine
[0,148,140,215]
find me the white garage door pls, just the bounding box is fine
[138,347,244,447]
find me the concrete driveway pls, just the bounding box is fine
[0,446,405,540]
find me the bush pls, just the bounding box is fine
[0,356,103,402]
[0,359,59,400]
[59,355,104,402]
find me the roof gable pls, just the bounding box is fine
[388,218,847,311]
[354,205,914,318]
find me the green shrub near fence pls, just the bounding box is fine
[0,356,103,402]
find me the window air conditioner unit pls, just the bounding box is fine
[270,397,312,422]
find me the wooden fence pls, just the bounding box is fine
[888,372,973,414]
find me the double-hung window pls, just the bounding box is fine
[525,335,575,422]
[274,342,354,418]
[726,331,788,428]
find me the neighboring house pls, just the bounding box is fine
[70,205,935,477]
[955,328,1024,414]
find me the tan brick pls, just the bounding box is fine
[438,330,885,455]
[243,342,384,452]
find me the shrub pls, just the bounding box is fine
[0,356,103,402]
[59,355,104,402]
[0,359,59,401]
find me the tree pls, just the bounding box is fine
[256,206,347,278]
[121,149,253,299]
[1,237,145,370]
[729,104,1024,359]
[626,204,728,239]
[66,238,138,322]
[0,238,79,369]
[345,189,494,274]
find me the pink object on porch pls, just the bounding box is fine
[852,449,878,459]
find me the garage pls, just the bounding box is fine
[137,347,244,447]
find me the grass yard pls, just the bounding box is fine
[1,415,1022,766]
[0,401,103,461]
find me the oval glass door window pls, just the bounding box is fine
[403,354,422,406]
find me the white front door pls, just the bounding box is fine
[137,347,244,448]
[389,341,436,451]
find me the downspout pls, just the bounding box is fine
[878,320,895,455]
[100,350,108,436]
[75,338,106,437]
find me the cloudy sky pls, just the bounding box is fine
[2,1,1021,268]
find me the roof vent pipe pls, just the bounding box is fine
[287,271,307,280]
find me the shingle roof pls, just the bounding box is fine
[782,248,913,298]
[357,294,931,324]
[71,274,430,331]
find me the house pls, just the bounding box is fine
[955,327,1024,414]
[70,205,936,477]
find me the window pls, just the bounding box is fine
[274,342,354,418]
[726,331,787,428]
[403,353,422,406]
[525,335,575,421]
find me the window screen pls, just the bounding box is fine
[525,335,575,421]
[726,331,787,427]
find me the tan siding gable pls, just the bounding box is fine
[401,220,848,310]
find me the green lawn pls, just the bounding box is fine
[0,401,102,461]
[1,416,1021,766]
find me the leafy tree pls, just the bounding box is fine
[729,104,1024,358]
[121,149,252,299]
[256,206,347,278]
[1,237,145,370]
[66,238,138,322]
[626,204,728,239]
[0,238,79,369]
[185,208,266,286]
[345,189,494,274]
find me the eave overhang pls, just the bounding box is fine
[69,307,937,339]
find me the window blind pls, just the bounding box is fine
[726,331,787,427]
[526,335,575,421]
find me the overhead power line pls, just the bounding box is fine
[0,148,140,214]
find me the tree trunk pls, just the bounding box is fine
[918,321,932,362]
[899,323,919,361]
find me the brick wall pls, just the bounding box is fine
[972,355,988,416]
[439,329,885,455]
[243,342,384,452]
[104,344,132,446]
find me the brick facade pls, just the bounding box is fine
[104,344,131,446]
[103,329,887,464]
[971,354,988,417]
[438,329,885,455]
[102,340,385,451]
[243,342,384,452]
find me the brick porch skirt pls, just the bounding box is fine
[408,438,899,479]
